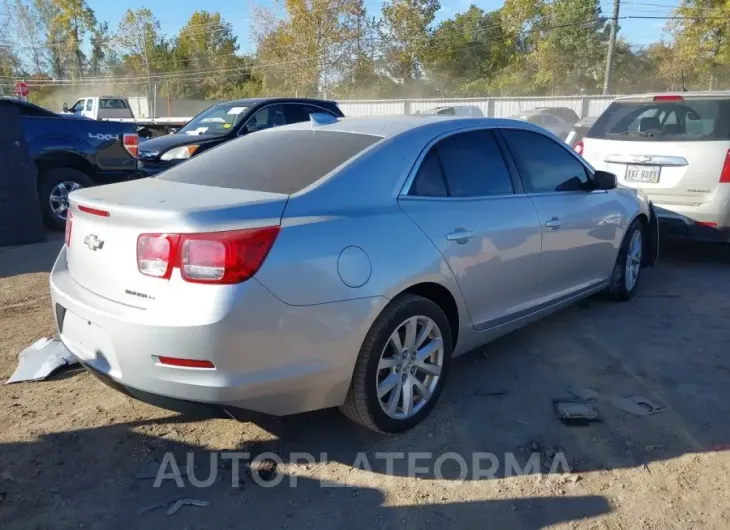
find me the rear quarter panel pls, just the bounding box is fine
[253,130,470,331]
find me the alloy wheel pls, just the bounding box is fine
[376,315,444,419]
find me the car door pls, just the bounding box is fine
[241,104,286,134]
[83,98,95,119]
[500,128,622,303]
[398,129,543,329]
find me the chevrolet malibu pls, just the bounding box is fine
[50,115,658,433]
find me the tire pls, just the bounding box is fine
[607,219,645,301]
[340,294,453,433]
[38,168,94,231]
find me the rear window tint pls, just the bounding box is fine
[588,98,730,141]
[158,130,380,194]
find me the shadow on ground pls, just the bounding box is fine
[0,418,611,529]
[0,232,62,278]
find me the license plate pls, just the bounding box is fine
[625,165,661,183]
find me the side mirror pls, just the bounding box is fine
[62,102,68,112]
[593,170,617,190]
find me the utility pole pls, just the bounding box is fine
[602,0,620,95]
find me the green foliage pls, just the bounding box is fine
[2,0,729,104]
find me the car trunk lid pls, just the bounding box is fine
[66,178,288,308]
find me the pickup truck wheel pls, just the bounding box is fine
[39,168,94,231]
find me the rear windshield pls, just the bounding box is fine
[587,98,730,141]
[158,130,381,194]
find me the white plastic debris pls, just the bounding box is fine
[5,337,78,384]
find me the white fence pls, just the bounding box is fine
[337,95,615,119]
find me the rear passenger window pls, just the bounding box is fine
[285,105,335,124]
[436,130,514,197]
[502,129,590,193]
[411,150,447,197]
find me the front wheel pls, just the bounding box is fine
[607,219,645,301]
[340,294,452,433]
[38,168,94,231]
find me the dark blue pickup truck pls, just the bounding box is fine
[14,100,139,230]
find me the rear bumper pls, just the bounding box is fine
[651,185,730,243]
[50,247,386,416]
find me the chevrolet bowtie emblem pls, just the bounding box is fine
[634,156,652,163]
[84,234,104,251]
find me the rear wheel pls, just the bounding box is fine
[340,294,452,433]
[607,219,645,301]
[39,168,94,231]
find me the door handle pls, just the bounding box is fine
[446,229,475,243]
[545,217,564,230]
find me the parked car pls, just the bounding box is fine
[510,109,573,140]
[51,115,658,433]
[578,92,730,243]
[534,106,580,125]
[12,99,138,230]
[136,97,344,177]
[422,105,484,117]
[566,115,599,147]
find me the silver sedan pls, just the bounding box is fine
[50,115,658,433]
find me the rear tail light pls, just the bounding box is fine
[720,149,730,184]
[137,227,280,284]
[653,95,683,102]
[137,234,180,279]
[123,133,139,158]
[574,141,584,155]
[65,211,73,247]
[158,356,215,369]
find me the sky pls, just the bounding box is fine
[89,0,675,54]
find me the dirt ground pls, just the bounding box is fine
[1,236,730,529]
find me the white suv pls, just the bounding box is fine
[577,92,730,242]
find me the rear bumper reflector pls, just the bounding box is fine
[158,356,215,369]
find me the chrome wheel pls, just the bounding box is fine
[49,181,82,221]
[376,315,444,419]
[625,229,642,291]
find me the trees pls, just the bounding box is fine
[380,0,439,84]
[254,0,369,97]
[1,0,729,104]
[669,0,730,90]
[422,6,513,95]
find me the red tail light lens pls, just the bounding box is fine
[653,95,683,102]
[137,234,180,279]
[65,211,73,247]
[574,141,584,155]
[720,149,730,184]
[136,227,279,284]
[158,356,215,369]
[180,227,280,284]
[123,133,139,158]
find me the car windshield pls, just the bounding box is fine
[179,104,250,136]
[587,98,730,141]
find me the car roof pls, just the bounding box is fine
[261,115,545,138]
[614,91,730,101]
[214,97,339,107]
